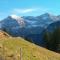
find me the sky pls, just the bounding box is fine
[0,0,60,20]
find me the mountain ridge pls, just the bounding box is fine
[0,13,60,47]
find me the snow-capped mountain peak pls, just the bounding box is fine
[10,15,22,20]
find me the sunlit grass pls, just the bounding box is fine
[0,37,60,60]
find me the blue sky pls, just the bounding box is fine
[0,0,60,20]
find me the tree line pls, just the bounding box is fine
[43,27,60,53]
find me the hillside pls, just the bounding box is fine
[0,30,10,38]
[0,37,60,60]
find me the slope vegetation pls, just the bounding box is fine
[0,37,60,60]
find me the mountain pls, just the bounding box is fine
[0,37,60,60]
[46,21,60,32]
[0,13,60,47]
[0,15,27,36]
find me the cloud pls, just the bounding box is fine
[11,7,51,15]
[12,8,37,14]
[10,7,53,16]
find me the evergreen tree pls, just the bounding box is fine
[43,27,60,52]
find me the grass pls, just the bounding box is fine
[0,37,60,60]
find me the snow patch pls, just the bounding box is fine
[10,15,21,20]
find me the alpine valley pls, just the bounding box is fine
[0,13,60,51]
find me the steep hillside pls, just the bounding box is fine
[0,30,10,38]
[0,37,60,60]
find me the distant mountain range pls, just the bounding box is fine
[0,13,60,46]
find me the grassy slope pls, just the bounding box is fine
[0,37,60,60]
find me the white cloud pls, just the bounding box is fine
[12,8,37,14]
